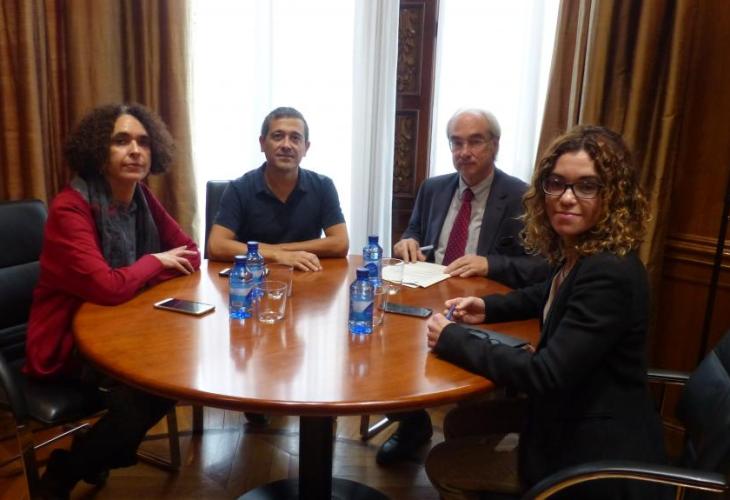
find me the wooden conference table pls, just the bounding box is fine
[74,257,539,499]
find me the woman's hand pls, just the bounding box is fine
[426,313,453,350]
[444,296,486,324]
[426,296,486,350]
[152,246,197,275]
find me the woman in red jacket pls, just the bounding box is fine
[27,103,200,499]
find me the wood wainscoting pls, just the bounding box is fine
[654,232,730,371]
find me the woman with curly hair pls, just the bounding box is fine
[424,125,667,499]
[25,103,200,499]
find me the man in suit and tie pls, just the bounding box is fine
[379,109,548,466]
[393,108,547,288]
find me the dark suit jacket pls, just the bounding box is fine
[434,251,667,499]
[401,168,548,288]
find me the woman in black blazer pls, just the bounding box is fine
[425,125,667,499]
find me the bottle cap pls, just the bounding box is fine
[368,235,378,244]
[356,267,369,279]
[234,255,246,265]
[247,241,259,252]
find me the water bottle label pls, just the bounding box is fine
[351,298,373,314]
[231,285,253,297]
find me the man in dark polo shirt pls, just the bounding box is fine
[207,107,349,271]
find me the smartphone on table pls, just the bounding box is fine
[153,298,215,316]
[383,302,432,318]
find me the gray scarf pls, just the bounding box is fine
[71,176,161,268]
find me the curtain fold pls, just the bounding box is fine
[0,0,195,237]
[538,0,698,309]
[0,0,63,201]
[350,0,399,253]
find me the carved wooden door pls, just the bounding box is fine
[391,0,439,246]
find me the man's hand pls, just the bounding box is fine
[444,255,489,277]
[152,246,197,275]
[393,238,426,263]
[274,250,322,272]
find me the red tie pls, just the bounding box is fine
[443,188,474,266]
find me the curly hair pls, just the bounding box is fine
[64,103,175,179]
[522,125,649,263]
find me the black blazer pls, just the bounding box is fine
[435,251,667,499]
[401,168,548,288]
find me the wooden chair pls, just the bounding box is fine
[359,415,396,441]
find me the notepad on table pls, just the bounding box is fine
[393,261,451,288]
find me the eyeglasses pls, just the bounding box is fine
[542,175,603,199]
[449,136,491,153]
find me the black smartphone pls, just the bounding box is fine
[153,298,215,316]
[383,302,432,318]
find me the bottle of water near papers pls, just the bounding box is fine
[349,267,373,334]
[229,255,253,319]
[363,234,382,285]
[246,241,265,286]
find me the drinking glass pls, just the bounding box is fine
[381,258,405,295]
[255,280,288,324]
[266,263,294,296]
[373,284,387,326]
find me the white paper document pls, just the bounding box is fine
[384,261,450,288]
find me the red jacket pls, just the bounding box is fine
[25,184,201,377]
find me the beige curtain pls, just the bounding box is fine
[538,0,698,308]
[0,0,196,237]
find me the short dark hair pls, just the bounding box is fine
[260,107,309,142]
[64,103,175,179]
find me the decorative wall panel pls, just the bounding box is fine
[391,0,438,245]
[397,5,425,95]
[393,111,419,195]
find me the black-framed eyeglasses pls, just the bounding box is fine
[448,135,492,152]
[542,175,603,199]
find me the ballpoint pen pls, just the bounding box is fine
[446,304,456,320]
[419,244,434,252]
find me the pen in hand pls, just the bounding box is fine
[446,304,456,320]
[419,245,434,252]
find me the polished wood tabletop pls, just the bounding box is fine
[73,257,539,416]
[74,257,540,499]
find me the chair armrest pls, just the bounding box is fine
[0,352,30,423]
[521,460,728,499]
[647,368,690,385]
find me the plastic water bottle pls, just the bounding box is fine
[349,267,373,334]
[363,234,383,285]
[246,241,265,286]
[229,255,253,319]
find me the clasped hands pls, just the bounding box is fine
[272,249,322,272]
[426,296,485,350]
